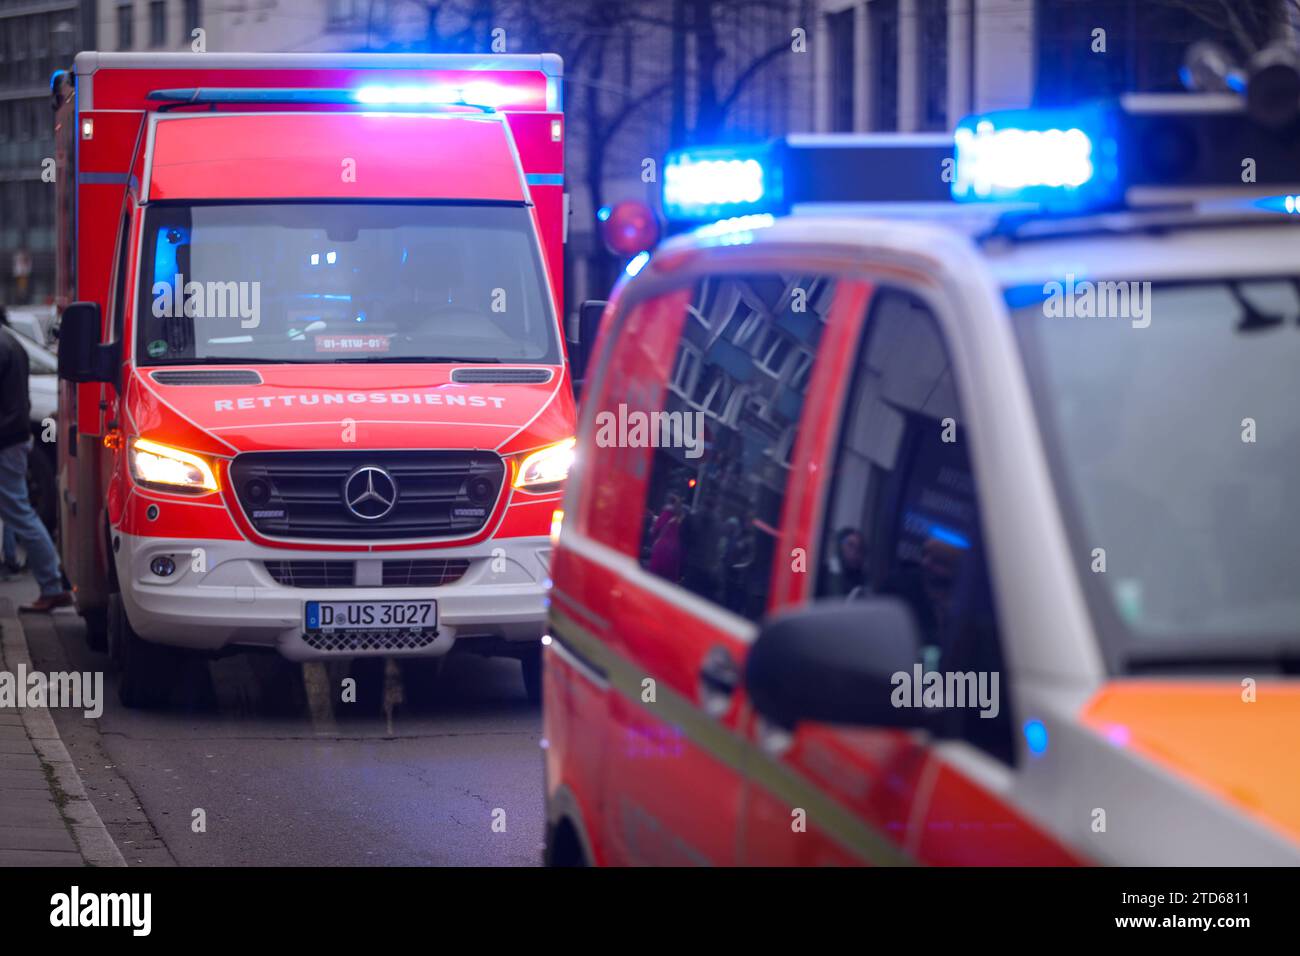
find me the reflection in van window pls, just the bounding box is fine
[639,273,835,621]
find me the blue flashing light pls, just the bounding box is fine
[153,227,187,284]
[1024,719,1049,756]
[903,510,971,550]
[1255,194,1300,214]
[596,205,612,222]
[928,524,972,550]
[693,213,775,246]
[354,82,506,109]
[663,144,779,222]
[952,108,1119,210]
[624,251,651,278]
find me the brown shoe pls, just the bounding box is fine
[20,592,73,613]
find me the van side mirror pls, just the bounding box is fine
[567,299,607,393]
[746,599,926,731]
[57,302,117,384]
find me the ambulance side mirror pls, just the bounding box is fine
[57,302,118,385]
[746,599,925,731]
[568,299,607,394]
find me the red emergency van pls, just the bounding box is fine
[52,52,574,708]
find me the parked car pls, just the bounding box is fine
[12,329,58,531]
[5,304,57,348]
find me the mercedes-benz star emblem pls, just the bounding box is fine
[343,466,398,520]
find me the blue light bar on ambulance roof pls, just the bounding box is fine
[146,87,501,111]
[663,144,779,222]
[951,107,1119,209]
[353,82,510,108]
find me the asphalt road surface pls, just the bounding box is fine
[16,587,545,867]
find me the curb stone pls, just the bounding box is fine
[0,597,126,867]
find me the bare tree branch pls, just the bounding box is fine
[721,39,791,113]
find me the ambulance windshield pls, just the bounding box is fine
[1009,277,1300,660]
[135,202,559,365]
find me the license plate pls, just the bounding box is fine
[305,600,438,632]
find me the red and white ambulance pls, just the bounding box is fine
[544,90,1300,865]
[52,52,574,707]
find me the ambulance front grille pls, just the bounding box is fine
[264,559,471,588]
[230,450,504,541]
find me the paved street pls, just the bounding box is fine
[2,574,545,867]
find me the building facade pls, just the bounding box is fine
[808,0,1294,135]
[4,0,1289,307]
[0,0,86,303]
[809,0,1034,134]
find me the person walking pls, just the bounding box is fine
[2,523,21,575]
[0,305,72,611]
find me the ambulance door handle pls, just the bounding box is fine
[698,645,740,718]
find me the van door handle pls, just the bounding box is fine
[698,645,740,718]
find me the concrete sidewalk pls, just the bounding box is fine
[0,575,124,867]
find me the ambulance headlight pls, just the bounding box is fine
[513,438,576,491]
[129,438,219,493]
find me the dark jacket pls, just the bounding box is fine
[0,328,32,450]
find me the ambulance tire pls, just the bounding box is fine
[108,592,175,710]
[520,643,542,705]
[81,607,109,653]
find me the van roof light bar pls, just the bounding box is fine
[662,135,953,225]
[953,94,1300,212]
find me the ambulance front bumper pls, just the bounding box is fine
[113,532,551,661]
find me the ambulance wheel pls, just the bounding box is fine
[108,592,174,710]
[520,644,542,705]
[81,607,108,653]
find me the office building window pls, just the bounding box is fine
[184,0,201,38]
[919,0,948,130]
[149,0,167,47]
[118,3,134,50]
[827,8,856,132]
[870,0,899,130]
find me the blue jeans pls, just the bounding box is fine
[2,523,15,566]
[0,440,64,596]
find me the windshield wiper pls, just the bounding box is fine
[329,355,503,364]
[146,356,303,365]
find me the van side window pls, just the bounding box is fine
[818,288,1014,763]
[638,273,835,621]
[111,212,131,344]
